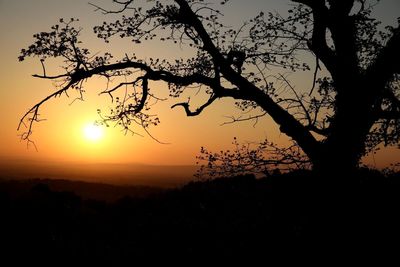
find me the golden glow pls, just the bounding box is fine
[83,123,104,142]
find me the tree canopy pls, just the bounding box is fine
[18,0,400,174]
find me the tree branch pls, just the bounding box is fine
[278,73,312,127]
[221,112,267,127]
[175,0,320,161]
[89,1,134,14]
[32,73,70,79]
[365,27,400,92]
[171,94,217,116]
[292,0,336,75]
[100,78,141,102]
[377,110,400,120]
[18,79,76,141]
[309,56,321,95]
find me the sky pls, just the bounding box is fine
[0,0,399,184]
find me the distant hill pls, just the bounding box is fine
[0,158,198,187]
[0,178,165,202]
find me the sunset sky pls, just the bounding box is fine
[0,0,399,184]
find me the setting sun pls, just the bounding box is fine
[83,123,104,141]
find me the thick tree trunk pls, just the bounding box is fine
[311,82,376,175]
[312,142,362,175]
[313,118,369,174]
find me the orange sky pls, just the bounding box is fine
[0,0,399,182]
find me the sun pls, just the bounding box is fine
[83,123,104,141]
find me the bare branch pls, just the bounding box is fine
[309,56,321,96]
[89,1,134,14]
[278,73,312,128]
[100,78,141,102]
[171,94,217,117]
[18,79,76,141]
[32,73,70,79]
[221,112,267,127]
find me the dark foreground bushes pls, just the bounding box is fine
[0,170,399,265]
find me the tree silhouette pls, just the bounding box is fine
[18,0,400,174]
[195,137,310,178]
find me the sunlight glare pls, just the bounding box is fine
[83,123,104,141]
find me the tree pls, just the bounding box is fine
[18,0,400,174]
[195,137,311,179]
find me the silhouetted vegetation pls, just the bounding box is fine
[10,0,400,263]
[18,0,400,173]
[1,170,399,264]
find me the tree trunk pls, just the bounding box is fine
[312,142,361,176]
[311,84,376,176]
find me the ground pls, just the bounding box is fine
[0,170,399,265]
